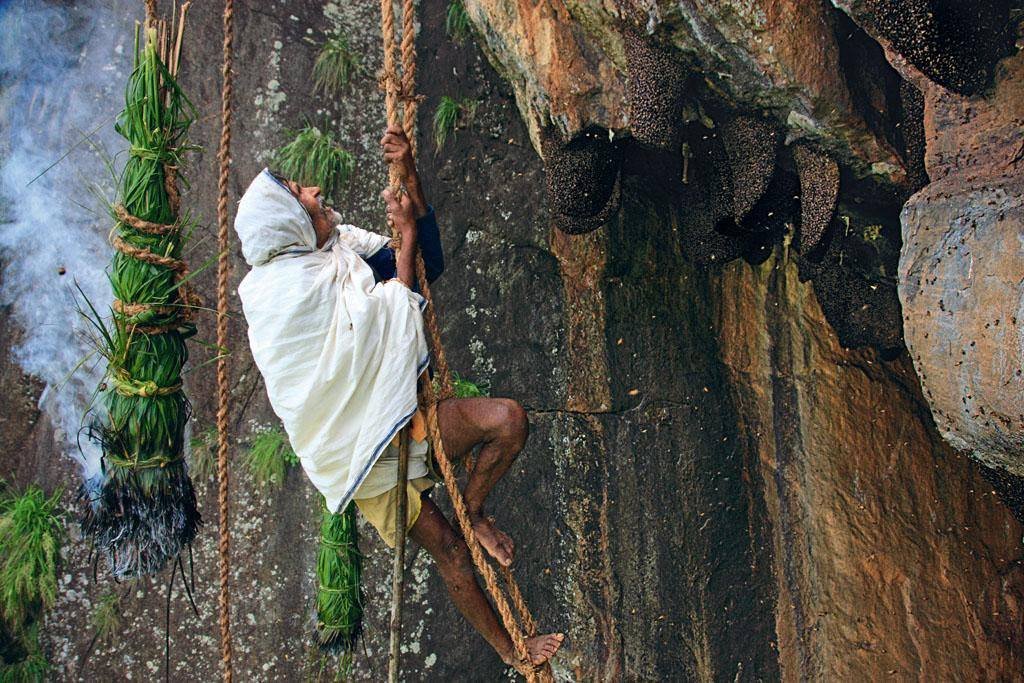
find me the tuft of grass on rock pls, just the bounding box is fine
[273,126,354,202]
[0,622,50,682]
[0,486,63,630]
[89,591,122,645]
[187,425,218,482]
[245,427,299,488]
[314,34,362,96]
[432,96,477,152]
[435,371,488,398]
[452,372,487,398]
[445,0,472,44]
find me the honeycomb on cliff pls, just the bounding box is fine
[623,29,689,150]
[719,115,778,225]
[898,80,928,190]
[862,0,1014,95]
[543,127,623,234]
[792,143,840,254]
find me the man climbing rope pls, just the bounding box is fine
[233,125,564,669]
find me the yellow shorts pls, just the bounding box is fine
[353,477,435,547]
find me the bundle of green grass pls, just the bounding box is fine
[78,27,201,579]
[316,500,363,662]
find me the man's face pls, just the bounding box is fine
[285,180,330,223]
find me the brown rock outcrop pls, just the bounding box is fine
[466,0,908,183]
[543,184,1024,679]
[897,50,1024,476]
[713,249,1024,680]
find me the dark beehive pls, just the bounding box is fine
[860,0,1013,95]
[543,127,623,234]
[719,115,779,224]
[793,143,840,254]
[624,28,689,150]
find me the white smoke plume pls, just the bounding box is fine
[0,1,139,483]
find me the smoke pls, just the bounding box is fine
[0,1,138,482]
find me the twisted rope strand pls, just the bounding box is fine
[380,0,404,194]
[215,0,235,680]
[400,0,418,159]
[114,203,179,235]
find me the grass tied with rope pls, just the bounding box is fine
[76,24,202,580]
[316,499,363,664]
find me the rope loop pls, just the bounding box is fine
[114,204,180,236]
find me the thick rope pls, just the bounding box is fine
[400,0,418,158]
[381,2,411,679]
[380,1,549,680]
[215,0,235,681]
[380,0,403,194]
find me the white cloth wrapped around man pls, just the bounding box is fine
[233,169,429,514]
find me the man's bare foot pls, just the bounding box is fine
[470,514,514,567]
[500,633,565,670]
[525,633,564,666]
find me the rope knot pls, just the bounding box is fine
[111,370,182,398]
[376,67,423,105]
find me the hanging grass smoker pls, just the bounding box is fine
[77,20,203,580]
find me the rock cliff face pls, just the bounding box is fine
[464,0,1024,502]
[6,0,1022,681]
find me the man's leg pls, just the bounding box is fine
[433,397,527,566]
[409,495,564,668]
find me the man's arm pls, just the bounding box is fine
[363,207,444,285]
[373,125,446,286]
